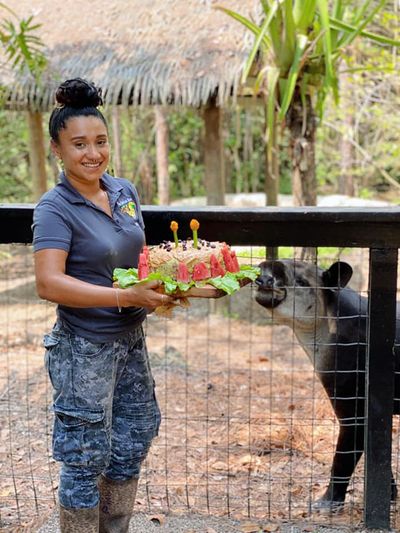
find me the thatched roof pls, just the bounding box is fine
[2,0,260,110]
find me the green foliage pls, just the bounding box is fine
[358,187,374,199]
[0,110,32,201]
[256,0,397,110]
[224,106,264,194]
[217,0,400,201]
[0,3,47,81]
[167,109,205,199]
[106,107,205,203]
[315,10,400,197]
[239,246,351,262]
[1,6,400,204]
[0,4,48,202]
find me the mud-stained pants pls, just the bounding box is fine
[43,322,161,509]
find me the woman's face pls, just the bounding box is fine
[51,115,110,186]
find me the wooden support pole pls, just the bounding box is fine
[155,106,170,205]
[204,99,225,205]
[111,106,124,178]
[26,111,47,201]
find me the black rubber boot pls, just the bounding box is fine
[59,504,99,532]
[99,476,138,533]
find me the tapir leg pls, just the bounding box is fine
[312,370,365,511]
[314,420,364,510]
[314,418,397,510]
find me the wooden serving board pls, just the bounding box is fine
[157,277,252,299]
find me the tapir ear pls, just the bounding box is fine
[322,261,353,288]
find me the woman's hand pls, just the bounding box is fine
[119,280,175,310]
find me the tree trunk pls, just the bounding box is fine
[204,99,225,315]
[287,91,317,207]
[204,99,225,205]
[233,106,242,194]
[339,72,355,196]
[264,103,279,260]
[26,111,47,201]
[49,151,60,184]
[138,155,153,204]
[264,104,279,207]
[244,112,257,193]
[287,91,317,261]
[111,107,123,177]
[154,106,170,205]
[339,114,355,196]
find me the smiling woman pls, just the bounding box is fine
[32,78,175,533]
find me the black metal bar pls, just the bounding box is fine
[364,248,398,529]
[2,204,400,247]
[0,204,35,244]
[143,206,400,247]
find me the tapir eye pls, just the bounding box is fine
[295,276,310,287]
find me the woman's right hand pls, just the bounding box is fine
[120,280,175,310]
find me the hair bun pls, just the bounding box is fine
[55,78,103,108]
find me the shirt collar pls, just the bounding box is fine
[56,172,124,204]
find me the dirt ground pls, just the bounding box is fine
[1,245,400,532]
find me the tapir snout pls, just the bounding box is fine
[255,274,274,288]
[255,260,290,309]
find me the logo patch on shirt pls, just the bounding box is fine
[120,200,137,218]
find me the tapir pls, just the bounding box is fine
[255,260,399,511]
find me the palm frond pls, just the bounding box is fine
[316,0,334,81]
[279,33,308,118]
[0,8,47,81]
[265,66,280,158]
[336,0,388,49]
[330,15,400,47]
[214,6,269,45]
[294,0,317,33]
[283,0,296,57]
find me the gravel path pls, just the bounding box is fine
[37,509,394,533]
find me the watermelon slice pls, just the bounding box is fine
[177,262,191,283]
[138,252,150,280]
[210,254,226,277]
[230,251,240,273]
[221,245,235,272]
[142,245,150,261]
[192,262,211,281]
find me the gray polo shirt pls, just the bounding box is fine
[32,172,147,342]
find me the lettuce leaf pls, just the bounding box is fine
[113,268,139,288]
[207,273,240,295]
[113,264,260,295]
[235,264,261,282]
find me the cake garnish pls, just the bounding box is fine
[170,221,179,248]
[190,219,200,248]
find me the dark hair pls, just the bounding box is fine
[49,78,107,142]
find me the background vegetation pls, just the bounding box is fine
[0,2,399,205]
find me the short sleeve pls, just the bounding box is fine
[32,201,72,252]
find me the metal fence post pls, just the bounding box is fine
[364,248,398,529]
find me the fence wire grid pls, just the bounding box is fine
[1,244,400,532]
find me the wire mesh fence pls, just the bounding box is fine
[0,244,57,531]
[0,243,399,531]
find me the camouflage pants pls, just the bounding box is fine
[43,321,161,509]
